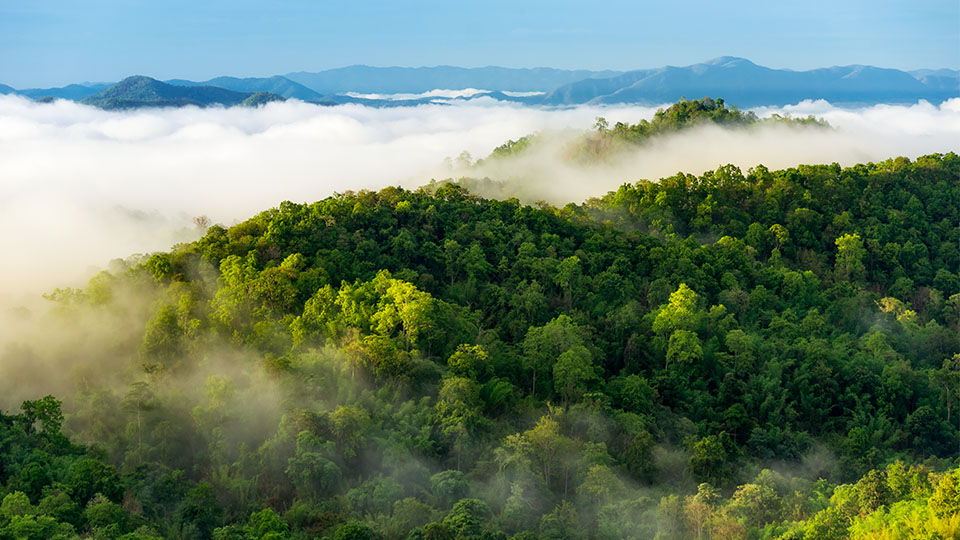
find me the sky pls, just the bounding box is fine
[0,0,958,88]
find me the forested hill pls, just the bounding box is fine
[80,76,286,110]
[482,97,827,164]
[2,154,959,539]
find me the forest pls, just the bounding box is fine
[0,111,958,539]
[480,97,827,164]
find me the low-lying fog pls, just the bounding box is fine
[0,95,957,299]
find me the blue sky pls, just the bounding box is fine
[1,0,957,88]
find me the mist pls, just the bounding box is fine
[0,95,957,299]
[465,98,960,204]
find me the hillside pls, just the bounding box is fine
[79,76,286,110]
[479,97,828,169]
[17,83,111,100]
[165,75,325,101]
[1,146,957,538]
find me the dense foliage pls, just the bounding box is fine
[2,149,958,539]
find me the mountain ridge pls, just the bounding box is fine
[79,76,286,110]
[2,58,956,109]
[542,56,951,106]
[284,65,624,94]
[163,75,324,101]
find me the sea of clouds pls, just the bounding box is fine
[0,95,957,299]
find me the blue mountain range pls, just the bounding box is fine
[2,57,955,109]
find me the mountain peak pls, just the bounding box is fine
[81,76,284,110]
[115,75,159,88]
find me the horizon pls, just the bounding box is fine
[1,1,958,88]
[4,55,958,91]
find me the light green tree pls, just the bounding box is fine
[553,345,599,407]
[835,233,866,282]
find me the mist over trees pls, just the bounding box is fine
[0,111,958,538]
[481,97,828,166]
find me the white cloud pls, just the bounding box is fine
[345,88,492,100]
[0,95,957,299]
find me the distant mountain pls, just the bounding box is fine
[539,57,956,106]
[910,68,960,78]
[164,75,324,101]
[16,83,111,100]
[80,76,285,110]
[5,58,956,110]
[909,69,960,94]
[285,66,623,94]
[536,69,657,105]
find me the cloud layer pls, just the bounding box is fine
[468,98,960,205]
[0,96,957,298]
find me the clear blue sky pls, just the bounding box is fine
[1,0,957,88]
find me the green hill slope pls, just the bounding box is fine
[166,75,325,101]
[80,75,286,109]
[483,97,828,165]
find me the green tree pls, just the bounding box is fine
[329,406,370,461]
[285,432,341,498]
[122,381,156,464]
[522,315,586,397]
[0,492,33,517]
[577,465,626,505]
[430,470,470,509]
[176,482,222,540]
[19,395,64,436]
[538,500,578,540]
[689,435,731,486]
[442,498,490,540]
[436,378,485,470]
[522,413,573,490]
[447,345,493,381]
[140,304,184,372]
[66,458,122,506]
[683,484,720,540]
[723,329,755,372]
[552,345,599,407]
[85,494,131,536]
[929,470,960,518]
[835,233,866,282]
[653,284,702,368]
[249,508,289,539]
[333,521,374,540]
[728,482,781,528]
[666,329,703,367]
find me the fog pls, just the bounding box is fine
[465,98,960,204]
[0,95,957,299]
